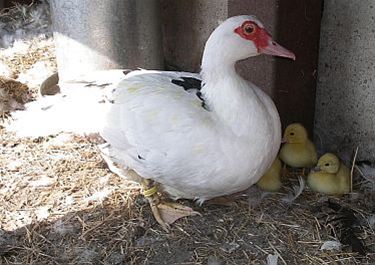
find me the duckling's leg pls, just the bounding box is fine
[206,196,237,206]
[1,111,6,121]
[141,179,200,232]
[299,167,310,176]
[206,191,246,206]
[281,163,288,177]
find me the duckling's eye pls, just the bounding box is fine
[290,132,295,136]
[324,163,329,166]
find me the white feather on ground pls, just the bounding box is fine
[320,240,342,251]
[266,253,279,265]
[281,176,305,204]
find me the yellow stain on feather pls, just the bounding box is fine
[154,89,163,95]
[193,143,204,153]
[171,90,184,100]
[127,84,142,93]
[202,116,211,125]
[145,110,160,122]
[170,115,180,125]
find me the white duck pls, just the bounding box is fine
[8,15,295,230]
[99,15,295,228]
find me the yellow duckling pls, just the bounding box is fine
[256,157,282,192]
[307,153,351,195]
[279,123,317,168]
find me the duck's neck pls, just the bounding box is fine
[200,62,263,137]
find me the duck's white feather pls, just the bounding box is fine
[101,69,281,202]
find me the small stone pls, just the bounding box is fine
[40,72,60,95]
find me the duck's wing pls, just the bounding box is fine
[101,70,216,185]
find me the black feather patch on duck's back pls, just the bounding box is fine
[171,77,202,91]
[171,77,209,110]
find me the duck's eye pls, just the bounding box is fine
[243,25,254,34]
[324,163,329,166]
[290,132,295,136]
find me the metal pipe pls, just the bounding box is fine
[50,0,164,82]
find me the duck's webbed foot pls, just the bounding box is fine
[142,180,200,232]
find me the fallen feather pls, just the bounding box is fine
[281,175,305,204]
[85,188,113,203]
[28,176,55,188]
[267,253,279,265]
[35,206,51,221]
[320,240,342,251]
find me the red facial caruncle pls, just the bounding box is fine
[234,21,270,51]
[234,20,296,60]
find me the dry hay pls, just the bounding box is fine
[0,77,30,119]
[0,36,56,96]
[0,37,56,77]
[0,0,55,98]
[0,126,374,264]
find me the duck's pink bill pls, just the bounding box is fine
[259,41,296,60]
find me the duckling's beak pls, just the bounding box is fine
[310,166,320,173]
[259,40,296,60]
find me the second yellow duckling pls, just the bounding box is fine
[307,153,351,195]
[279,123,318,168]
[256,157,282,192]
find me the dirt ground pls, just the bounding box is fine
[0,127,374,264]
[0,1,374,265]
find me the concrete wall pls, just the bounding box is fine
[315,0,375,162]
[50,0,164,81]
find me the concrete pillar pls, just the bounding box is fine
[50,0,164,82]
[315,0,375,161]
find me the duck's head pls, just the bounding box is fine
[282,123,309,144]
[315,153,340,174]
[202,15,295,69]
